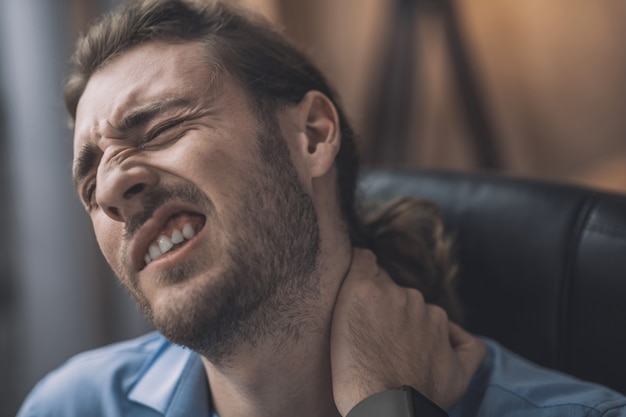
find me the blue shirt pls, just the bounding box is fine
[17,332,626,417]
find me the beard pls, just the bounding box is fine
[116,115,322,366]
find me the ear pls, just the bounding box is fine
[294,90,341,179]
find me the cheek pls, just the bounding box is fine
[160,136,256,197]
[92,214,124,271]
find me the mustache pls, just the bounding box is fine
[123,184,209,239]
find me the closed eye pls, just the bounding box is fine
[144,118,186,144]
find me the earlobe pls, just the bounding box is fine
[297,91,341,178]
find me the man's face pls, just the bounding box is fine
[72,41,321,361]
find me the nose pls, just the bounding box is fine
[96,150,158,222]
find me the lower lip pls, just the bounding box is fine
[140,227,205,273]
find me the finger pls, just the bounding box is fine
[348,248,378,275]
[448,321,473,348]
[339,249,379,291]
[448,322,487,376]
[332,249,378,318]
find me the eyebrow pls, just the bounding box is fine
[72,98,192,190]
[115,98,192,135]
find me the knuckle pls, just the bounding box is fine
[352,248,377,267]
[428,304,449,322]
[352,279,381,301]
[405,287,426,305]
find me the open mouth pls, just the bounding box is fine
[142,212,206,269]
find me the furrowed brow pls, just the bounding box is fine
[116,98,192,135]
[72,97,200,190]
[73,143,98,190]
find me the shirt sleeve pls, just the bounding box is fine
[449,338,626,417]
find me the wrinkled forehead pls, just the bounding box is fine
[72,41,222,152]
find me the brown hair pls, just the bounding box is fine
[64,0,462,321]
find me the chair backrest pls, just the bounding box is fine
[359,169,626,394]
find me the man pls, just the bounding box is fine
[17,1,626,416]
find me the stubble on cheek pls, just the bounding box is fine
[94,219,147,310]
[103,235,154,322]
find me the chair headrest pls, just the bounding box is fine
[359,169,626,394]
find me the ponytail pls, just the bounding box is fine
[361,198,463,323]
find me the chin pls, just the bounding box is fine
[150,276,219,336]
[149,271,247,362]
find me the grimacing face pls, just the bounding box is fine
[72,41,322,362]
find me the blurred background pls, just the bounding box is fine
[2,0,626,415]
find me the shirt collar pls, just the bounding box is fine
[128,338,211,416]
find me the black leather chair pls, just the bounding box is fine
[359,169,626,395]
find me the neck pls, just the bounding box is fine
[202,324,341,417]
[202,244,350,417]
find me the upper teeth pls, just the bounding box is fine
[144,223,196,266]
